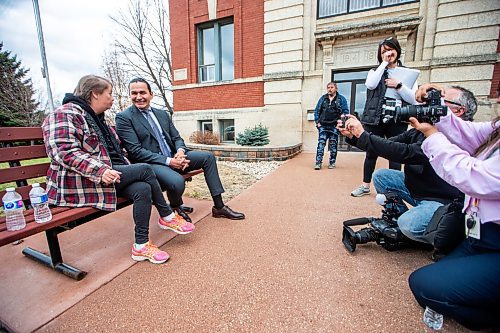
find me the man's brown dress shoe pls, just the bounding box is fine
[173,206,192,223]
[212,206,245,220]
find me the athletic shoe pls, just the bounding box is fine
[158,214,195,235]
[131,242,169,264]
[314,163,321,170]
[328,163,336,169]
[351,185,370,197]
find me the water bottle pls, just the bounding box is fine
[2,188,26,231]
[29,183,52,223]
[423,306,443,330]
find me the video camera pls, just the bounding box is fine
[342,192,410,252]
[381,89,447,124]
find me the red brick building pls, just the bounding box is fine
[169,0,265,142]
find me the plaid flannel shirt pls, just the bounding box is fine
[42,103,117,211]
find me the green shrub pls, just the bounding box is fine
[236,124,270,146]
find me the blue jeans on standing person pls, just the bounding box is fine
[372,169,443,244]
[315,126,339,165]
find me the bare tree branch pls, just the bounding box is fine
[110,0,173,114]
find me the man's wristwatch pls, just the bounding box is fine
[395,82,403,90]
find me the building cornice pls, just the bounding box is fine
[315,15,422,42]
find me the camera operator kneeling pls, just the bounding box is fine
[407,84,500,331]
[338,86,476,245]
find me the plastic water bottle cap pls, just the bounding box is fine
[32,183,40,187]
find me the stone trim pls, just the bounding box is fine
[263,71,304,81]
[186,143,302,161]
[315,15,421,41]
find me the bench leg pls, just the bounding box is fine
[21,229,87,281]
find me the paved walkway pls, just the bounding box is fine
[0,152,473,333]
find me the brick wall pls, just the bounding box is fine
[169,0,264,110]
[489,34,500,98]
[173,81,263,111]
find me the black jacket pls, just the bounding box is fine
[347,128,463,203]
[360,69,387,126]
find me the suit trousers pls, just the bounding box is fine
[409,222,500,330]
[114,163,173,244]
[150,151,224,207]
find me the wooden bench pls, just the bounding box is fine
[0,127,203,280]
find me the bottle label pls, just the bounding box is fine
[31,194,48,204]
[3,200,23,211]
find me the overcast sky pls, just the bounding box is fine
[0,0,128,103]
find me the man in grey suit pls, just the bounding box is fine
[115,78,245,222]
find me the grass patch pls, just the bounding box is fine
[0,157,50,192]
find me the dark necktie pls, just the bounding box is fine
[145,110,172,157]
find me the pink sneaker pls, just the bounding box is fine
[131,242,170,264]
[158,214,195,235]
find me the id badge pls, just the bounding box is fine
[465,213,481,240]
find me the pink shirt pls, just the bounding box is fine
[422,113,500,224]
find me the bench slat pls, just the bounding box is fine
[0,145,48,163]
[0,127,43,141]
[0,163,50,184]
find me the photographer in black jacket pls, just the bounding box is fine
[337,86,476,244]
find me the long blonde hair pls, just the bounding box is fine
[473,116,500,157]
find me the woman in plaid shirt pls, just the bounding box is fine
[43,75,194,264]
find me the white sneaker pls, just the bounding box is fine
[351,185,370,197]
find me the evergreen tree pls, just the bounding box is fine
[0,42,40,127]
[236,124,270,146]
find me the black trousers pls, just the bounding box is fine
[409,222,500,330]
[114,163,172,244]
[362,121,407,183]
[150,151,224,207]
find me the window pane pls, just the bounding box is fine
[334,71,369,81]
[220,119,235,142]
[355,83,367,117]
[383,0,413,5]
[202,27,215,65]
[350,0,379,12]
[220,23,234,81]
[201,121,213,132]
[336,82,352,111]
[318,0,347,17]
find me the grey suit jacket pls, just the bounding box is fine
[115,105,187,165]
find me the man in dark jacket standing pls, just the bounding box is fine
[337,85,476,244]
[313,82,349,170]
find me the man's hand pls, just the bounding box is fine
[336,114,363,138]
[409,117,438,137]
[170,155,190,171]
[345,115,365,138]
[416,83,445,103]
[101,169,122,185]
[316,122,321,128]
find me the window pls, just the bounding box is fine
[333,70,369,150]
[198,19,234,83]
[219,119,235,142]
[200,120,213,133]
[318,0,416,18]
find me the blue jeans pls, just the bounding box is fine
[372,169,443,244]
[315,126,339,165]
